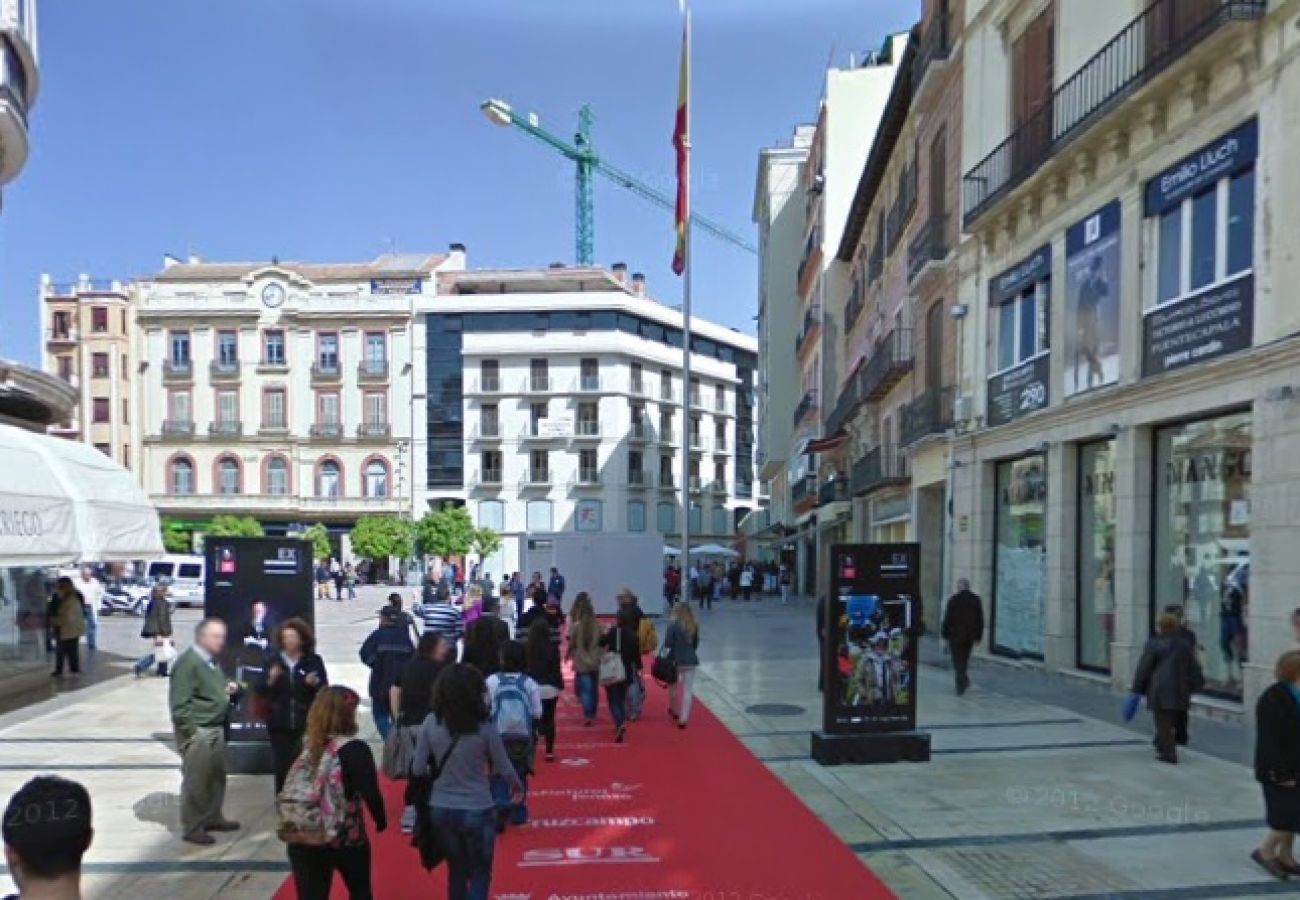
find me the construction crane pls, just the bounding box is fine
[481,98,756,266]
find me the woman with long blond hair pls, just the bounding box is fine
[664,601,701,729]
[286,686,387,899]
[567,592,603,725]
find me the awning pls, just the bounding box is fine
[806,433,848,453]
[0,423,164,566]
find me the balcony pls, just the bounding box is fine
[851,445,910,496]
[688,433,708,453]
[311,362,342,382]
[629,422,651,443]
[658,473,676,492]
[572,471,602,489]
[818,475,849,507]
[795,303,822,358]
[162,359,193,382]
[467,376,501,395]
[911,10,951,95]
[520,470,552,488]
[688,476,705,494]
[657,428,678,447]
[358,361,390,382]
[629,378,649,398]
[574,420,602,440]
[357,422,391,440]
[208,420,242,438]
[658,384,677,404]
[258,356,290,374]
[825,377,861,436]
[708,480,728,496]
[908,214,952,285]
[846,282,865,332]
[713,394,731,416]
[470,469,504,489]
[310,422,344,439]
[796,225,822,296]
[471,422,503,442]
[627,469,651,490]
[209,360,241,381]
[901,386,955,448]
[576,375,603,393]
[963,0,1266,227]
[259,420,289,436]
[791,474,816,507]
[521,376,554,394]
[792,389,819,428]
[885,162,918,256]
[45,327,77,344]
[712,436,729,454]
[161,420,195,439]
[858,329,914,402]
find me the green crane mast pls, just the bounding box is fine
[481,98,756,266]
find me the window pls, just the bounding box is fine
[996,279,1049,372]
[659,453,674,486]
[530,401,548,436]
[364,459,390,497]
[711,507,729,536]
[530,359,549,391]
[216,456,241,495]
[993,455,1047,657]
[263,389,286,429]
[1078,441,1116,672]
[91,307,108,333]
[122,399,129,426]
[263,330,286,366]
[579,449,598,483]
[578,402,598,436]
[51,310,70,338]
[317,460,342,498]
[266,456,289,496]
[318,393,340,426]
[657,501,677,533]
[57,356,73,381]
[660,369,673,401]
[364,333,387,372]
[659,410,673,442]
[689,377,701,406]
[170,457,194,495]
[92,353,109,378]
[169,331,191,365]
[216,330,238,367]
[631,362,644,394]
[1010,5,1054,168]
[478,500,505,531]
[481,404,499,437]
[318,333,340,371]
[481,450,503,482]
[715,384,726,412]
[628,500,647,532]
[364,392,387,427]
[123,445,130,468]
[530,450,549,482]
[1152,169,1255,308]
[168,391,191,423]
[527,500,554,532]
[689,503,703,534]
[629,450,644,482]
[480,360,499,392]
[92,398,109,423]
[713,460,727,486]
[714,419,726,449]
[216,390,238,425]
[580,358,599,391]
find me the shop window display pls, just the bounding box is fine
[993,456,1047,657]
[1153,412,1251,698]
[0,568,51,669]
[1078,441,1116,671]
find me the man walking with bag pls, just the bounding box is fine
[169,618,242,845]
[941,579,984,696]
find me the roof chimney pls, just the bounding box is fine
[632,272,646,297]
[449,242,466,254]
[611,262,628,284]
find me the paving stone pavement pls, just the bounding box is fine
[0,587,1290,899]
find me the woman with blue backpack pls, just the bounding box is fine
[486,641,542,829]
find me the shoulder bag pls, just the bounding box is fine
[411,734,461,871]
[651,629,678,687]
[599,628,627,686]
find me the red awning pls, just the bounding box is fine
[806,433,848,453]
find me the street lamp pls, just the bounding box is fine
[481,98,513,127]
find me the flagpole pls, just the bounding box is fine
[678,5,693,603]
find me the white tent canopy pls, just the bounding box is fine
[692,543,739,558]
[663,545,681,557]
[0,423,164,567]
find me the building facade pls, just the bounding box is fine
[951,0,1295,708]
[412,266,758,579]
[39,276,138,470]
[0,0,36,197]
[132,251,463,546]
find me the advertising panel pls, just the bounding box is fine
[1142,274,1254,377]
[205,537,315,740]
[986,353,1050,428]
[1065,200,1121,395]
[823,543,919,734]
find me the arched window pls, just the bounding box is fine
[265,456,289,496]
[364,459,390,498]
[216,455,241,495]
[627,500,646,532]
[170,457,194,495]
[317,460,342,498]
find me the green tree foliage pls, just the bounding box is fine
[472,526,503,562]
[350,515,415,562]
[415,505,477,560]
[302,523,333,561]
[207,515,264,538]
[160,517,193,554]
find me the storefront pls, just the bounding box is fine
[1077,440,1116,672]
[870,493,911,544]
[1152,410,1251,699]
[992,455,1047,658]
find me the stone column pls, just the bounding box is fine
[1111,426,1152,689]
[1044,441,1078,672]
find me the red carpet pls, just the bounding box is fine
[275,677,893,899]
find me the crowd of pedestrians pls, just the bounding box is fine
[662,558,792,608]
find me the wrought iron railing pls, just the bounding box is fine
[963,0,1265,226]
[851,445,910,495]
[901,386,955,447]
[795,303,822,356]
[792,389,819,428]
[908,213,951,283]
[859,329,914,402]
[818,476,849,506]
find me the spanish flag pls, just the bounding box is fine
[671,7,690,276]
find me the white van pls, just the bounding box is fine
[145,555,206,608]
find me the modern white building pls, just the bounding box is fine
[132,250,465,548]
[0,0,37,197]
[412,265,758,578]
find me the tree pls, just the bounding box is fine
[302,523,333,561]
[207,515,264,538]
[415,504,477,561]
[160,517,192,554]
[350,515,415,562]
[472,526,503,562]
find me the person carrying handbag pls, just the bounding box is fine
[134,584,175,678]
[599,606,642,743]
[663,602,701,729]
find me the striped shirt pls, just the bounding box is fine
[418,601,464,642]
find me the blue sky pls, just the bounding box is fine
[2,0,916,365]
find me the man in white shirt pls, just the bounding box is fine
[76,568,102,653]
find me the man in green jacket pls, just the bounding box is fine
[169,618,242,845]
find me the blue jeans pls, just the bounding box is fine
[605,682,628,728]
[132,651,162,676]
[575,671,598,721]
[84,606,97,650]
[430,806,497,900]
[372,697,393,739]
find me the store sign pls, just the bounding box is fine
[823,543,919,735]
[369,277,424,295]
[0,507,43,538]
[872,495,910,523]
[987,353,1050,427]
[1145,118,1258,217]
[576,500,602,532]
[1142,274,1254,377]
[990,244,1051,305]
[536,417,574,439]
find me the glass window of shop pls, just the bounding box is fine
[993,456,1047,657]
[0,568,50,670]
[1153,411,1251,698]
[1078,441,1116,671]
